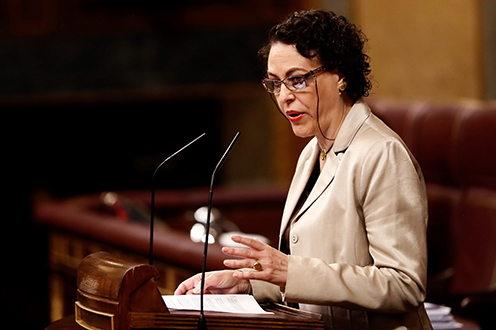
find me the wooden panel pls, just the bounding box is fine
[48,231,195,322]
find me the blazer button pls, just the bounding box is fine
[291,234,299,244]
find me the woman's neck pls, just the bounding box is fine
[316,97,353,151]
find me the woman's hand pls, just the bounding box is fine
[222,235,288,291]
[174,270,251,295]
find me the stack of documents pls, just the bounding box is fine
[162,294,273,314]
[425,302,463,329]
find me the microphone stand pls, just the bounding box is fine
[198,132,241,330]
[149,133,206,266]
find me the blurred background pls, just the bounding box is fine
[1,0,494,328]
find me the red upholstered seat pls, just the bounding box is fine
[452,105,496,189]
[413,104,462,185]
[426,183,462,275]
[451,187,496,293]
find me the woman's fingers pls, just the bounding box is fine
[221,235,270,259]
[223,257,255,269]
[175,270,251,295]
[231,234,266,251]
[221,235,289,289]
[176,235,288,296]
[174,273,201,295]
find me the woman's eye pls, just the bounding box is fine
[290,76,306,89]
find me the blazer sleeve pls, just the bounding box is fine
[283,138,429,313]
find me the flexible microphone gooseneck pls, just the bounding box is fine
[198,131,241,330]
[149,133,206,266]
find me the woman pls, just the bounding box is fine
[175,10,432,330]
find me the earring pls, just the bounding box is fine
[338,82,346,92]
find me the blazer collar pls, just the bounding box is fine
[279,99,371,241]
[333,98,371,153]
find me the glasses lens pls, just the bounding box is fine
[263,79,280,93]
[287,75,307,91]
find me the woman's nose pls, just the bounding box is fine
[277,83,295,105]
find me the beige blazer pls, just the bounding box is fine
[251,99,433,330]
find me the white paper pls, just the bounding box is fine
[162,294,273,314]
[424,303,463,330]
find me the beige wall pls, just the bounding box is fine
[351,0,485,101]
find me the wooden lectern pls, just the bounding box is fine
[74,252,324,330]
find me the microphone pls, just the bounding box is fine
[149,133,206,266]
[198,131,241,330]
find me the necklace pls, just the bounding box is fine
[320,143,334,161]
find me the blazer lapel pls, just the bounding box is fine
[295,149,339,220]
[279,141,319,239]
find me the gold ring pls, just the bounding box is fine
[253,261,262,271]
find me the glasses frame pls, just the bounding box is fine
[262,66,327,94]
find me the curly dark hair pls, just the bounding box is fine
[259,10,372,102]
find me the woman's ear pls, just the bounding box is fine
[338,76,347,92]
[335,71,347,92]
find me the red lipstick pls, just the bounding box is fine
[286,110,305,123]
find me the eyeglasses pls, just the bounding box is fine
[262,66,326,94]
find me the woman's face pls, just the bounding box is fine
[267,42,346,141]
